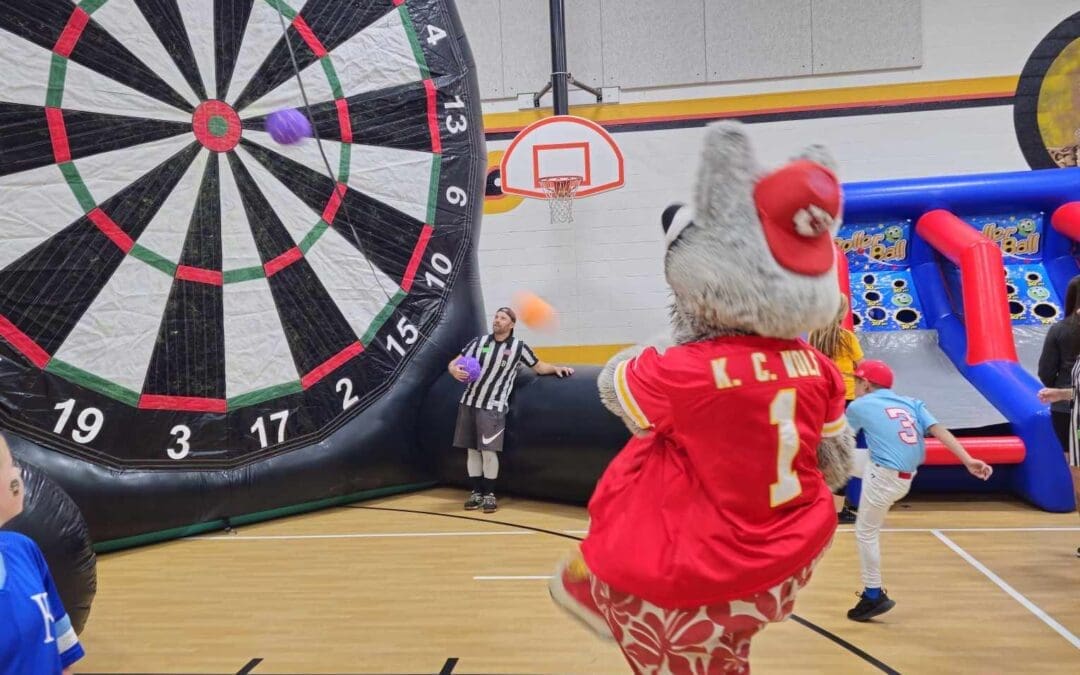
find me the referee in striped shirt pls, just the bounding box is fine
[449,306,574,513]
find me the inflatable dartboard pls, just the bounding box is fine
[0,0,484,473]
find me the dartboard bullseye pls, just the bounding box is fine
[192,101,243,152]
[0,0,483,470]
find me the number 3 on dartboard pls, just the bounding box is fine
[251,410,289,449]
[53,399,103,444]
[167,425,191,460]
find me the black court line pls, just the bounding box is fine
[788,616,901,674]
[84,661,495,675]
[351,504,902,675]
[351,505,585,541]
[237,658,263,674]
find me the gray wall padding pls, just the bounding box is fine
[812,0,922,74]
[706,0,812,82]
[460,0,922,98]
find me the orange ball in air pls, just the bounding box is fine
[514,291,556,330]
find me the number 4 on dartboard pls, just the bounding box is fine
[426,25,447,46]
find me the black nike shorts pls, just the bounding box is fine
[453,404,506,452]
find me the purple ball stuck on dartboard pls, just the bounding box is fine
[266,108,312,145]
[457,356,481,383]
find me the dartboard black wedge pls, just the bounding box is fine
[0,0,484,476]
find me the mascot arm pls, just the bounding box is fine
[814,351,855,490]
[817,424,855,492]
[597,332,675,437]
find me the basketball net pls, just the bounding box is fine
[539,175,582,223]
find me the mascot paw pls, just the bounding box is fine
[817,425,855,492]
[548,550,614,641]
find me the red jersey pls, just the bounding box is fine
[581,335,847,608]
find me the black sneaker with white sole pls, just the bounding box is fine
[482,494,498,513]
[464,491,483,510]
[847,591,896,622]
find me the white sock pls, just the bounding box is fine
[482,450,499,480]
[466,448,482,478]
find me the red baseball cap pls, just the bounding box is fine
[752,160,842,276]
[854,359,894,388]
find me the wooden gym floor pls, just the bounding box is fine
[77,488,1079,674]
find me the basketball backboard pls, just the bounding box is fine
[499,115,625,199]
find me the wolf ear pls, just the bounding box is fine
[693,121,759,224]
[791,143,838,175]
[789,144,843,230]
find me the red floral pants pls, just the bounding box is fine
[588,556,820,674]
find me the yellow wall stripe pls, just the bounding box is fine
[484,75,1019,133]
[533,344,632,365]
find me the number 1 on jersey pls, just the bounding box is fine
[769,388,802,507]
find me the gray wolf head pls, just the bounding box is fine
[662,122,843,340]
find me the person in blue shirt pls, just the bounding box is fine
[843,360,992,622]
[1,435,85,674]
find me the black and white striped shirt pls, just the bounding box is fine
[459,334,538,411]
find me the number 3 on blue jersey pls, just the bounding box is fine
[886,407,919,444]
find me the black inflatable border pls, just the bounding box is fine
[5,0,490,545]
[1013,11,1080,169]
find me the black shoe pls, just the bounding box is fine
[482,494,498,513]
[464,491,483,510]
[838,507,857,524]
[847,591,896,622]
[1075,546,1079,558]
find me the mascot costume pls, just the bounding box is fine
[548,121,855,673]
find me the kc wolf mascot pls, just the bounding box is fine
[550,121,855,674]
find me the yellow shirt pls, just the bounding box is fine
[835,330,864,401]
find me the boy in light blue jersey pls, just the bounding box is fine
[1,435,85,674]
[844,360,992,622]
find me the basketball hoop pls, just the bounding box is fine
[539,175,582,223]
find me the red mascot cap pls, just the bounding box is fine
[753,159,841,276]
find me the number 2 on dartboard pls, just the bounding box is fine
[336,378,360,410]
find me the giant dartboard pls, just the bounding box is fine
[0,0,482,470]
